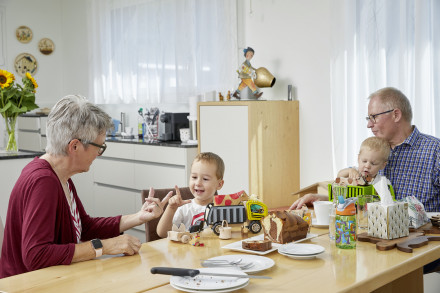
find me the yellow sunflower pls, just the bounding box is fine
[26,72,38,89]
[0,69,15,89]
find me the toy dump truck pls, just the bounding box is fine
[204,199,268,235]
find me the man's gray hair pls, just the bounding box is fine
[368,87,413,123]
[45,95,113,156]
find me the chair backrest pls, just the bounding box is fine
[0,216,4,257]
[141,187,193,242]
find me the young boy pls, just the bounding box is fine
[156,152,225,238]
[336,136,391,185]
[289,136,391,210]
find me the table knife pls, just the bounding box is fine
[150,267,271,279]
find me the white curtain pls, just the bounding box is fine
[87,0,238,104]
[330,0,440,175]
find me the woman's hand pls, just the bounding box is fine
[288,193,328,210]
[102,234,142,256]
[138,187,173,223]
[167,185,191,209]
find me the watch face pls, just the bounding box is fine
[91,239,103,249]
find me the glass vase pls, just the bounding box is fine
[4,116,18,152]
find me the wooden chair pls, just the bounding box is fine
[140,187,193,242]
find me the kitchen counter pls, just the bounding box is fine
[106,136,197,148]
[0,150,44,160]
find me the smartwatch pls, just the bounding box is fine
[91,239,103,258]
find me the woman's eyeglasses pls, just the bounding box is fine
[77,139,107,156]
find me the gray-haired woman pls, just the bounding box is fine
[0,95,171,278]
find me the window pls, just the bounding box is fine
[88,0,238,104]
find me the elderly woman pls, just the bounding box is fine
[0,95,170,278]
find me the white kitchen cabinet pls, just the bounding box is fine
[17,115,47,152]
[92,141,198,232]
[198,101,299,208]
[0,157,36,223]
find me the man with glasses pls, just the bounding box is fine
[367,87,439,213]
[1,95,172,278]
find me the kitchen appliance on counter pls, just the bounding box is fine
[158,112,189,141]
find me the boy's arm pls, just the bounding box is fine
[156,186,191,238]
[337,167,360,178]
[156,205,178,238]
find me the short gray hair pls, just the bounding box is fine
[45,95,113,156]
[368,87,413,123]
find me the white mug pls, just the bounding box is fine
[179,128,190,142]
[313,201,333,225]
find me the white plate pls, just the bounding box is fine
[170,268,249,291]
[278,243,325,256]
[171,280,249,292]
[312,218,329,228]
[203,254,275,274]
[278,249,324,260]
[221,234,318,255]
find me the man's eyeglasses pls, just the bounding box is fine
[78,139,107,156]
[365,109,394,123]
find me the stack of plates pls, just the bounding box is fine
[170,268,249,293]
[278,243,325,260]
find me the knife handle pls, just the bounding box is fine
[151,267,200,277]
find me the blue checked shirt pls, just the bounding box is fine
[379,126,440,212]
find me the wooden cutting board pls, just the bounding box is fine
[410,222,440,234]
[357,232,424,251]
[396,235,440,253]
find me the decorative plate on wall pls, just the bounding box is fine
[38,38,54,55]
[16,26,33,43]
[14,53,38,77]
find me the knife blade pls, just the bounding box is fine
[150,267,271,279]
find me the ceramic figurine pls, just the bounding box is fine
[233,47,263,99]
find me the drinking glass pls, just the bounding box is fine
[357,194,373,230]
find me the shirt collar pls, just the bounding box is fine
[401,125,419,147]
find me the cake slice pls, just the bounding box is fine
[242,239,272,251]
[262,211,309,244]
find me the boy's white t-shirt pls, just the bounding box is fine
[172,199,206,231]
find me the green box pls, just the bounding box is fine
[328,183,395,202]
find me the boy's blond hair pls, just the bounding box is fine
[192,152,225,180]
[359,137,391,162]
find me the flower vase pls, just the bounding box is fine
[4,116,18,152]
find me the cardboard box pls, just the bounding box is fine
[291,181,331,202]
[367,202,409,239]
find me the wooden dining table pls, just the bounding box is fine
[0,226,438,293]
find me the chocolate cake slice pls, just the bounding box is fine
[262,211,309,244]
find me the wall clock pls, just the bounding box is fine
[14,53,37,77]
[16,26,33,43]
[38,38,55,55]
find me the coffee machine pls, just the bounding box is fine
[158,112,189,141]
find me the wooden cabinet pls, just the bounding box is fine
[198,101,299,208]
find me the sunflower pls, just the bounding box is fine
[0,69,15,89]
[26,72,38,89]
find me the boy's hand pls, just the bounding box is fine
[168,185,191,209]
[347,168,361,179]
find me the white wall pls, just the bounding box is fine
[238,0,333,187]
[0,0,334,188]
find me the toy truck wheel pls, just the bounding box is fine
[212,222,221,235]
[181,234,190,244]
[249,220,262,233]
